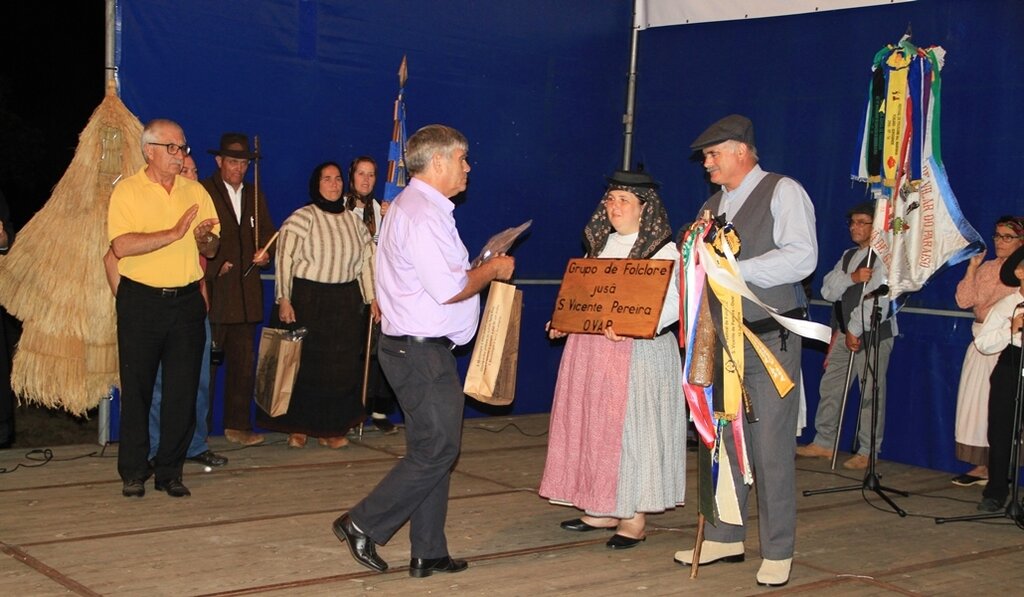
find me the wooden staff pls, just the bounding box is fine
[252,135,261,247]
[690,512,706,579]
[358,308,374,439]
[243,230,279,277]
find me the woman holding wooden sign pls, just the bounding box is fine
[540,170,686,549]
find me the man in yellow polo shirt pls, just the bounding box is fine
[108,118,220,498]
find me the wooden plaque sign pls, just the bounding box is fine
[551,258,674,338]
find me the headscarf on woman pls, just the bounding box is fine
[582,170,672,260]
[343,156,379,236]
[307,161,346,214]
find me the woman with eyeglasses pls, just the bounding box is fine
[950,215,1024,487]
[539,170,686,550]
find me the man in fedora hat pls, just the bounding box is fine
[201,133,277,446]
[673,114,817,587]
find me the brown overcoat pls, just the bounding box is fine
[201,171,277,324]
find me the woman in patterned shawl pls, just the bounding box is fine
[539,170,687,549]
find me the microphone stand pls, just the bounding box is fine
[820,249,873,469]
[804,290,908,516]
[937,306,1024,526]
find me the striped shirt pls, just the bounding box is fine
[275,205,375,303]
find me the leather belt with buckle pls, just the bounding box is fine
[384,334,456,350]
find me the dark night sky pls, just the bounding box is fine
[0,3,105,229]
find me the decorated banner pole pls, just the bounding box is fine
[359,56,410,437]
[384,56,409,201]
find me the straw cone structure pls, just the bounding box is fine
[0,81,143,415]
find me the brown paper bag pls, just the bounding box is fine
[464,281,523,406]
[255,328,303,417]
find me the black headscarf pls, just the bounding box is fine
[582,170,672,260]
[308,161,346,214]
[343,156,379,236]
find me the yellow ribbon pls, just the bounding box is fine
[883,51,911,188]
[704,240,744,420]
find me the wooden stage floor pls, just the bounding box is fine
[2,413,1022,596]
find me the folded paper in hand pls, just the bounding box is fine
[472,220,532,268]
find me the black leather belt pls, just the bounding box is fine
[384,334,456,349]
[123,277,200,298]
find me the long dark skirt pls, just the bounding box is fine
[258,278,366,437]
[982,344,1023,503]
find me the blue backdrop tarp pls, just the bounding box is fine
[114,0,1022,475]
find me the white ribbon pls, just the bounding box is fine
[697,238,831,344]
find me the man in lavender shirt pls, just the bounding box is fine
[332,125,515,578]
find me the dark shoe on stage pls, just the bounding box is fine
[606,534,645,549]
[560,518,616,532]
[187,450,228,467]
[952,474,988,487]
[332,514,388,572]
[154,478,191,497]
[372,417,398,435]
[122,479,145,498]
[409,556,468,578]
[977,497,1005,512]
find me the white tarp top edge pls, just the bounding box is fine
[635,0,916,29]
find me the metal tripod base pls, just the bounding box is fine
[804,467,909,517]
[935,499,1024,525]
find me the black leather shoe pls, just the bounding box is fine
[606,534,646,549]
[122,479,145,498]
[560,518,616,532]
[332,514,388,572]
[187,450,228,467]
[372,418,398,435]
[409,556,468,578]
[977,497,1005,512]
[154,478,191,497]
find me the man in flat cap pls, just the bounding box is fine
[798,200,896,470]
[674,114,817,587]
[202,133,277,445]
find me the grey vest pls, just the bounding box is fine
[837,249,894,340]
[702,172,802,324]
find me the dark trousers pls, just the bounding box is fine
[350,336,464,558]
[983,345,1023,503]
[211,322,257,431]
[366,356,396,416]
[116,278,205,483]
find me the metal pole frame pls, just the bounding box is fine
[621,10,640,170]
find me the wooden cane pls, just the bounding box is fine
[252,135,261,247]
[243,230,280,278]
[690,514,706,579]
[358,307,374,439]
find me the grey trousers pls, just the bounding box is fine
[812,336,894,455]
[703,331,801,560]
[349,336,464,559]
